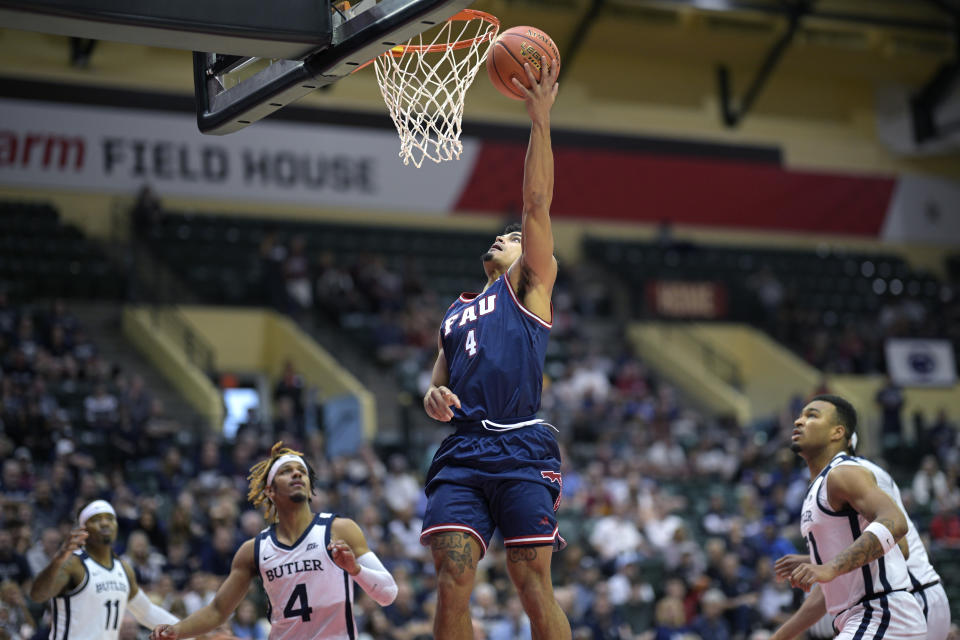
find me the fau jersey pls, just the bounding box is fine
[441,274,551,422]
[800,454,913,615]
[50,551,129,640]
[255,513,356,640]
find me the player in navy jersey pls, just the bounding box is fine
[150,442,397,639]
[421,57,571,640]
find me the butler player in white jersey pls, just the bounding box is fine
[28,500,179,639]
[770,395,926,640]
[773,432,951,640]
[150,442,398,640]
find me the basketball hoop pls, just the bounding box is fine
[371,10,499,167]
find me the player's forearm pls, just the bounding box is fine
[166,605,229,638]
[28,557,68,602]
[522,119,553,217]
[829,526,895,577]
[771,585,826,640]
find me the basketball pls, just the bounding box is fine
[486,26,561,100]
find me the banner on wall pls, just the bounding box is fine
[0,97,477,212]
[0,95,928,238]
[885,338,957,387]
[645,280,728,319]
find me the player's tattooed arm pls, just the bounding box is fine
[821,466,907,578]
[29,528,86,602]
[430,533,477,578]
[828,530,883,575]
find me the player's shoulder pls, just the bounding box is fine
[234,538,258,567]
[826,460,877,491]
[329,516,361,538]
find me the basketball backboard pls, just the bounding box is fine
[0,0,475,134]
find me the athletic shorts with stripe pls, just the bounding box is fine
[420,422,564,558]
[913,582,951,640]
[832,591,927,640]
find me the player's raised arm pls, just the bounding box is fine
[150,540,256,639]
[790,465,908,590]
[512,59,559,291]
[28,528,86,602]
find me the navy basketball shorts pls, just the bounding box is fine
[420,422,564,558]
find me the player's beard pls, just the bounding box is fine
[290,493,307,503]
[481,251,493,262]
[790,442,802,454]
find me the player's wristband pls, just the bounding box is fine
[863,521,896,554]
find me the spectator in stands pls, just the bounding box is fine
[876,375,905,454]
[258,226,287,311]
[84,383,119,428]
[0,526,31,589]
[929,496,960,548]
[689,588,731,640]
[589,500,646,567]
[0,291,18,338]
[912,455,951,508]
[487,596,531,640]
[273,360,305,420]
[0,579,35,639]
[642,494,686,553]
[230,598,267,639]
[132,184,163,233]
[702,492,736,537]
[579,584,632,640]
[747,265,785,333]
[925,409,958,466]
[122,373,153,430]
[123,529,167,587]
[284,234,313,313]
[647,594,689,640]
[751,518,796,561]
[25,527,60,577]
[754,556,794,629]
[197,525,237,577]
[716,551,758,637]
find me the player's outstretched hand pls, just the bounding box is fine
[150,625,177,639]
[56,528,88,561]
[511,59,559,123]
[773,554,808,582]
[328,539,360,575]
[789,562,837,592]
[424,385,460,422]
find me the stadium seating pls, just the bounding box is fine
[139,211,491,305]
[0,200,125,300]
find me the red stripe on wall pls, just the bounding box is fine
[455,143,896,235]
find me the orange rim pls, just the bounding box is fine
[383,9,499,55]
[351,9,498,73]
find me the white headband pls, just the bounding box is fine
[266,454,307,487]
[78,500,116,527]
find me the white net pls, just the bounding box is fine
[373,10,499,168]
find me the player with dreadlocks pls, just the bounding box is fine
[151,442,397,640]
